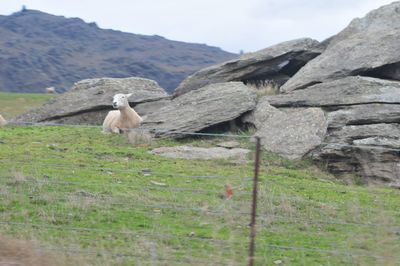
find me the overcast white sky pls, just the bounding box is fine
[0,0,396,53]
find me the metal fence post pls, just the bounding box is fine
[248,136,261,266]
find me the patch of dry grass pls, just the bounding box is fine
[245,81,280,97]
[0,235,70,266]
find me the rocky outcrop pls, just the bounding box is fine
[174,38,322,97]
[259,2,400,185]
[15,77,169,124]
[281,2,400,92]
[263,75,400,185]
[244,98,327,160]
[142,82,257,137]
[314,124,400,186]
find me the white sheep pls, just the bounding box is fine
[45,87,56,94]
[0,114,7,127]
[102,93,143,133]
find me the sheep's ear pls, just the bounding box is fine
[126,93,133,98]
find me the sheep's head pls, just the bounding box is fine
[112,93,133,109]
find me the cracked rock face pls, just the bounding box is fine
[263,75,400,186]
[15,77,169,124]
[174,38,322,97]
[244,98,327,160]
[281,2,400,92]
[313,124,400,186]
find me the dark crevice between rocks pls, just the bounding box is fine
[242,74,288,88]
[40,105,110,122]
[239,52,321,92]
[199,116,250,135]
[284,81,323,92]
[350,62,400,81]
[149,115,252,140]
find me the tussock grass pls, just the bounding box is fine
[246,81,280,97]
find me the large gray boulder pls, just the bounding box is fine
[174,38,322,97]
[281,2,400,92]
[245,98,327,160]
[142,82,257,137]
[15,77,169,124]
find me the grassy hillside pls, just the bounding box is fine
[0,94,399,265]
[0,92,53,119]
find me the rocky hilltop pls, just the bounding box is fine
[0,9,236,93]
[15,2,400,187]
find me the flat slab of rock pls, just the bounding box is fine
[134,98,171,117]
[175,38,322,96]
[249,99,327,160]
[142,82,257,137]
[327,104,400,128]
[267,76,400,107]
[15,77,168,124]
[281,2,400,92]
[150,146,250,161]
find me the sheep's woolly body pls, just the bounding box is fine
[102,93,143,133]
[103,108,142,133]
[0,114,7,127]
[46,87,55,94]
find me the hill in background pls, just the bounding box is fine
[0,9,237,94]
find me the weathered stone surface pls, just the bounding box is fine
[327,124,400,143]
[314,124,400,185]
[267,76,400,107]
[142,82,257,137]
[281,2,400,92]
[264,74,400,184]
[15,77,168,124]
[149,146,250,161]
[174,38,322,96]
[247,98,327,160]
[327,104,400,128]
[134,98,171,117]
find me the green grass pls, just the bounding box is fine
[0,93,399,265]
[0,92,53,119]
[0,125,399,265]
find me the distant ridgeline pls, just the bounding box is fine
[0,9,237,93]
